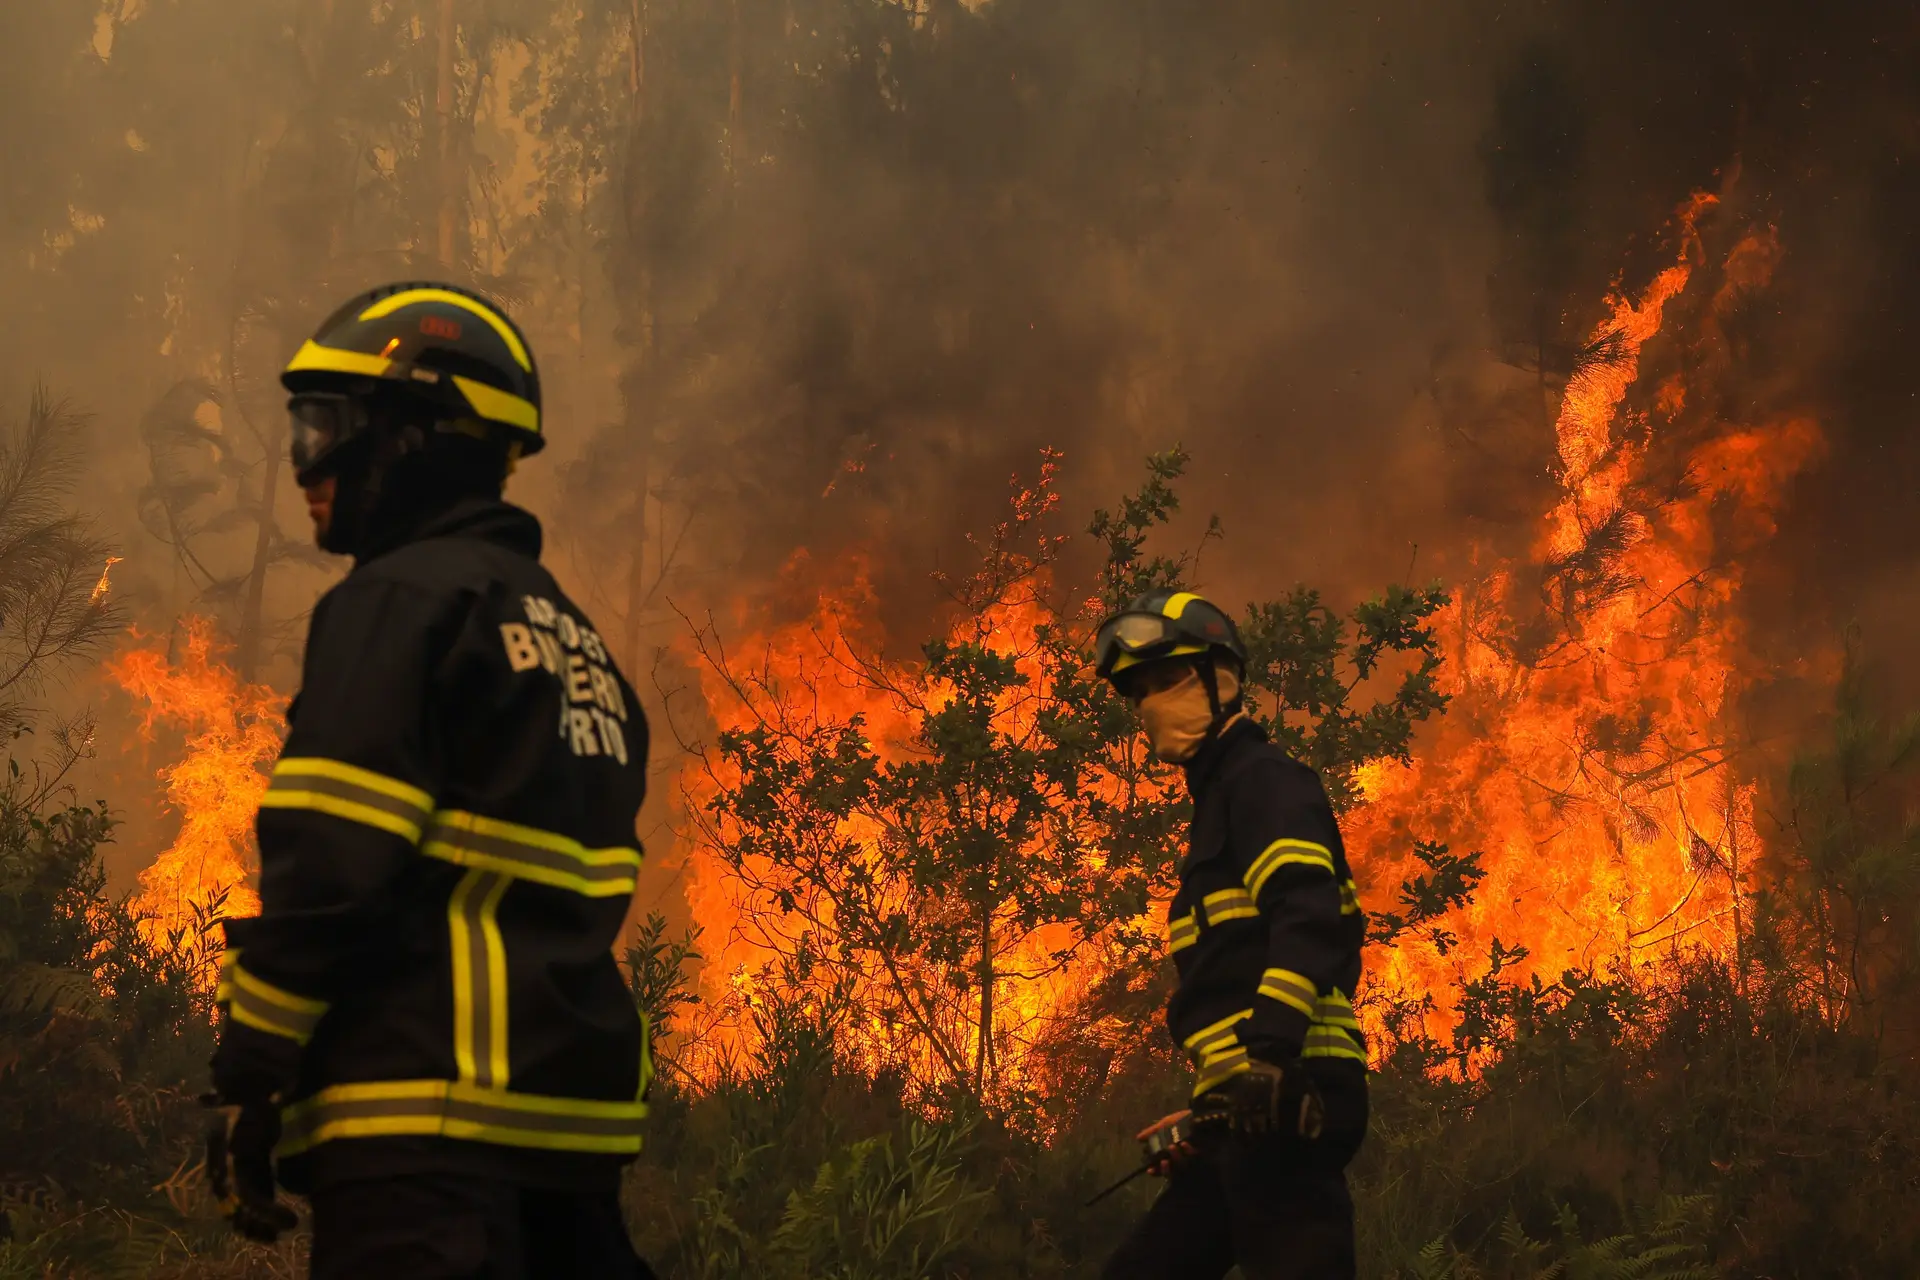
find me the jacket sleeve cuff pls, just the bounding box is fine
[210,1017,305,1103]
[1240,968,1316,1061]
[217,950,330,1045]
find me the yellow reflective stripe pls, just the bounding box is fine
[1110,644,1206,675]
[284,339,393,379]
[1339,878,1361,915]
[272,758,433,810]
[1168,910,1199,953]
[422,810,641,898]
[449,869,512,1089]
[481,875,510,1088]
[1161,592,1202,619]
[1193,1049,1250,1096]
[1257,967,1318,1018]
[215,948,239,1004]
[1203,887,1259,926]
[277,1079,648,1158]
[358,289,533,371]
[225,958,329,1045]
[452,376,540,432]
[1246,838,1336,902]
[1314,989,1361,1031]
[1302,1025,1368,1062]
[261,758,433,844]
[1180,1007,1253,1054]
[285,339,394,379]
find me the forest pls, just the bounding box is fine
[4,0,1920,1277]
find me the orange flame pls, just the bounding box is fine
[678,549,1166,1096]
[107,619,284,951]
[1349,195,1823,1044]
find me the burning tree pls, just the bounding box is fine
[678,449,1450,1105]
[1352,192,1828,1036]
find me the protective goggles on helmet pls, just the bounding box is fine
[287,393,374,485]
[1094,611,1210,679]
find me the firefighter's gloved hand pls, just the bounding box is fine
[1195,1059,1325,1139]
[202,1094,298,1243]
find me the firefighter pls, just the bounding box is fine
[202,283,656,1279]
[1093,589,1369,1280]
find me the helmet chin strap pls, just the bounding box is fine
[1192,657,1243,754]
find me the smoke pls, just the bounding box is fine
[0,1,1916,879]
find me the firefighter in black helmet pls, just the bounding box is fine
[1093,589,1369,1280]
[202,284,657,1278]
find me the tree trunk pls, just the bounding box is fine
[619,0,655,672]
[974,906,994,1091]
[727,0,742,187]
[235,441,282,681]
[436,0,457,266]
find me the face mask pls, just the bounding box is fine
[1134,662,1245,763]
[1137,668,1216,763]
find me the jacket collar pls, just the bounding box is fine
[356,495,543,565]
[1182,715,1265,799]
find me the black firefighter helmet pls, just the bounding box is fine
[1093,588,1248,684]
[280,283,543,486]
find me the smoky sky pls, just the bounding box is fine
[0,0,1916,691]
[543,0,1920,682]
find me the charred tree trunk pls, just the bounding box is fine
[619,0,655,672]
[975,905,995,1091]
[436,0,457,266]
[235,442,281,680]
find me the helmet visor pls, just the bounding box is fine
[288,394,369,484]
[1093,611,1180,676]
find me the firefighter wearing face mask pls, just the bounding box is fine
[1093,589,1369,1280]
[202,283,657,1279]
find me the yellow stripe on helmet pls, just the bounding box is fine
[358,289,533,372]
[1109,643,1208,675]
[1161,592,1204,618]
[452,376,540,433]
[284,340,394,380]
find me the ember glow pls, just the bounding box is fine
[108,619,284,952]
[1348,193,1824,1035]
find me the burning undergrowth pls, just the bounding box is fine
[666,190,1829,1093]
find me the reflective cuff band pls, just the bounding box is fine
[1246,838,1335,902]
[1168,910,1199,953]
[1181,1007,1253,1058]
[1192,1049,1251,1097]
[277,1079,649,1158]
[260,758,435,844]
[1257,967,1318,1019]
[1203,887,1259,926]
[1314,989,1361,1031]
[1302,1024,1367,1063]
[223,955,329,1045]
[422,810,641,898]
[1339,877,1361,916]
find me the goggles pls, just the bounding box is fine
[287,394,372,484]
[1094,611,1190,677]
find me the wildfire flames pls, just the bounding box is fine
[675,190,1824,1075]
[110,194,1822,1081]
[108,618,284,951]
[1350,192,1822,1025]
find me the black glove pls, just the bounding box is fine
[204,1019,302,1243]
[202,1095,299,1243]
[1195,1058,1325,1139]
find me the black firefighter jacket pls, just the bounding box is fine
[1166,718,1368,1123]
[214,497,651,1192]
